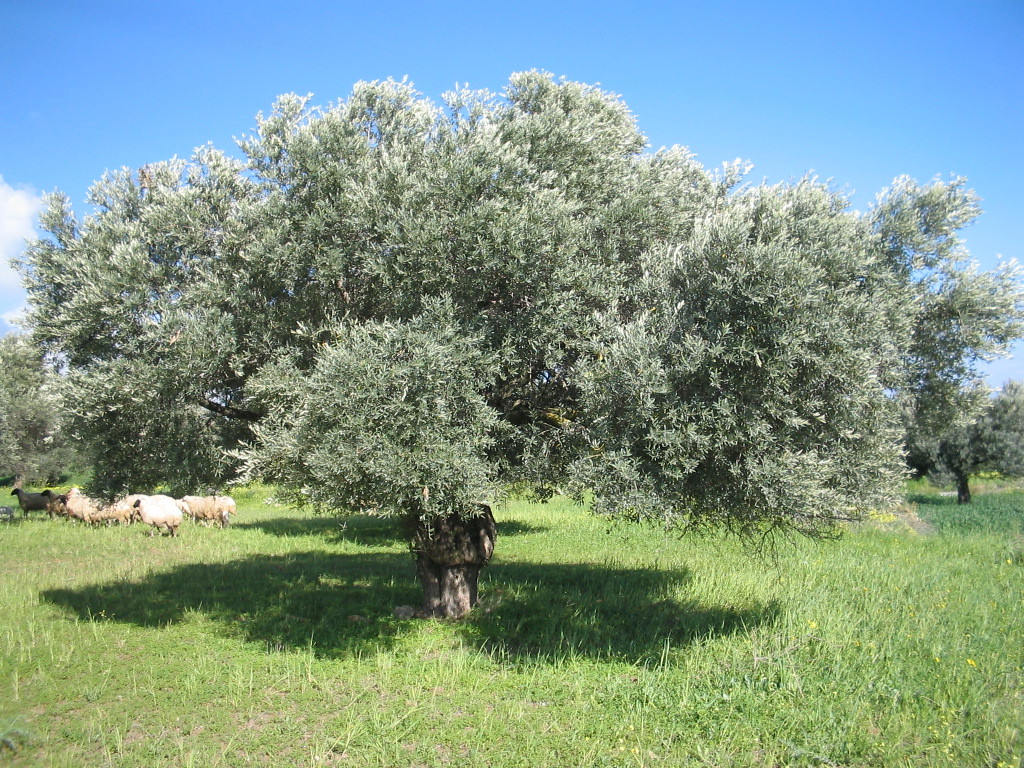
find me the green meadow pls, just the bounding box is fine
[1,486,1021,767]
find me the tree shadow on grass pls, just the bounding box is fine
[233,515,407,547]
[42,552,778,663]
[494,520,550,536]
[472,562,780,661]
[43,551,416,656]
[234,515,547,547]
[907,493,958,507]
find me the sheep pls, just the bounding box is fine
[178,495,219,526]
[218,495,237,520]
[93,494,147,525]
[180,495,236,528]
[0,506,14,522]
[132,494,182,536]
[43,490,67,519]
[62,487,104,525]
[10,488,54,517]
[86,505,115,525]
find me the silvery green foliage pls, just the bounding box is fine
[571,181,906,536]
[13,72,1021,534]
[17,150,267,497]
[871,176,1024,433]
[0,335,80,484]
[242,301,500,520]
[926,381,1024,496]
[60,359,245,499]
[980,381,1024,477]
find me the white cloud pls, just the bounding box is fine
[2,306,26,329]
[0,175,42,331]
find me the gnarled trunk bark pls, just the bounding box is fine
[412,504,496,619]
[956,473,972,505]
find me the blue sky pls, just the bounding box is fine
[1,0,1021,384]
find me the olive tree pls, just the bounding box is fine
[0,334,80,486]
[915,381,1024,503]
[14,72,1022,617]
[871,176,1024,440]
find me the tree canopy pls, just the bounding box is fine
[14,72,1024,615]
[0,334,80,486]
[872,176,1024,436]
[912,380,1024,503]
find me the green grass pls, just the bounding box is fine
[1,485,1022,767]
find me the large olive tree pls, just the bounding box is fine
[15,72,1022,616]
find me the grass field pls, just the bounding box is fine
[1,485,1021,767]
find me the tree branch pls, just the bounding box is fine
[198,397,263,421]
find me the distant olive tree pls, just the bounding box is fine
[14,72,1024,617]
[872,176,1024,450]
[0,334,80,486]
[916,381,1024,503]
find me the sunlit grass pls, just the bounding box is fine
[0,484,1021,766]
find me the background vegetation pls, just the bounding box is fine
[908,381,1024,504]
[0,335,81,487]
[1,484,1020,767]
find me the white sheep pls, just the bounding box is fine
[132,494,183,536]
[180,495,236,528]
[63,487,104,525]
[93,494,147,525]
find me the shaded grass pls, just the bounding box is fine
[41,553,777,663]
[0,488,1021,766]
[912,489,1024,535]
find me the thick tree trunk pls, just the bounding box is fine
[956,473,972,505]
[412,504,496,619]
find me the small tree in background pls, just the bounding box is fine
[14,73,1024,616]
[871,176,1024,454]
[0,334,80,486]
[919,381,1024,503]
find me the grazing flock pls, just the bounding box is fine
[5,487,236,536]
